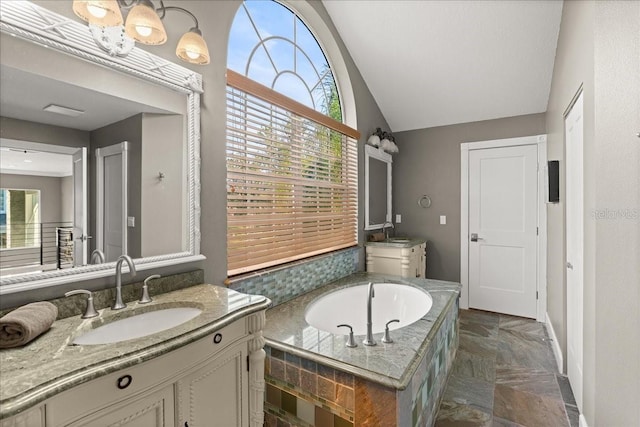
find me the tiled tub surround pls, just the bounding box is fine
[229,247,359,306]
[263,273,461,426]
[0,279,270,419]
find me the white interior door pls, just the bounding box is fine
[565,92,584,410]
[96,142,128,262]
[468,144,538,318]
[72,147,87,266]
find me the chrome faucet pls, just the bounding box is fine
[363,282,376,346]
[382,221,395,240]
[112,255,136,310]
[90,249,105,264]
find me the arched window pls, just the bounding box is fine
[226,1,359,276]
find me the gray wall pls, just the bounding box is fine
[393,113,546,281]
[0,174,67,224]
[544,0,595,407]
[0,116,89,149]
[546,1,640,424]
[591,1,639,424]
[140,113,184,257]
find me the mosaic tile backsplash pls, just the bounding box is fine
[228,247,360,306]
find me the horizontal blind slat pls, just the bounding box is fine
[226,77,358,275]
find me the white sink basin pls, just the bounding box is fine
[72,307,202,345]
[388,237,411,243]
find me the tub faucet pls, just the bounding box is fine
[382,221,394,240]
[112,255,136,310]
[363,282,376,346]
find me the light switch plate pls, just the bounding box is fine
[440,215,446,225]
[396,214,402,223]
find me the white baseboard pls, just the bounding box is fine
[579,414,588,427]
[545,312,564,373]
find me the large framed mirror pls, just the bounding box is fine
[364,144,392,230]
[0,1,203,293]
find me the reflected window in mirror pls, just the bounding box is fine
[364,145,392,231]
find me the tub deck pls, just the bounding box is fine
[263,272,461,390]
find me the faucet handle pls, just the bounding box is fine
[140,274,161,304]
[382,319,400,344]
[337,324,358,348]
[65,289,99,319]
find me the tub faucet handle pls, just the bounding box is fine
[337,324,358,348]
[382,319,400,344]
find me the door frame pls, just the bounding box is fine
[95,141,128,257]
[460,134,547,322]
[564,88,584,411]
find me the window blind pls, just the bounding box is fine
[226,70,360,276]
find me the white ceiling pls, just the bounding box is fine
[0,146,72,177]
[0,65,171,132]
[322,0,563,132]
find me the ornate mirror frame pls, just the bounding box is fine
[0,1,204,293]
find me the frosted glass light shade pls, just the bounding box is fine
[73,0,123,27]
[176,28,210,65]
[124,0,167,45]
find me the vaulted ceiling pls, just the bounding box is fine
[322,0,563,132]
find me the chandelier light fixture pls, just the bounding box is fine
[72,0,210,65]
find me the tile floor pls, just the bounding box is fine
[435,309,580,427]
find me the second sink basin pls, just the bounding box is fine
[72,307,202,345]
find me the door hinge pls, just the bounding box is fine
[536,227,539,235]
[246,355,250,372]
[536,291,539,300]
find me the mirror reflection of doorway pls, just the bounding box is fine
[0,139,86,274]
[96,141,128,262]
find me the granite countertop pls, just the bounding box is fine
[364,237,427,248]
[263,272,460,390]
[0,284,270,419]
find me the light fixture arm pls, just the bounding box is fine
[157,6,200,30]
[114,0,200,29]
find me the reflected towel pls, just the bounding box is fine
[0,302,58,348]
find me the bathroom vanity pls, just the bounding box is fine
[0,284,271,427]
[365,238,427,278]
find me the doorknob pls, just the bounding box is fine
[470,233,484,242]
[567,262,574,270]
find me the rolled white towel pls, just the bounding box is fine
[0,302,58,348]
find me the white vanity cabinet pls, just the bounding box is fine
[366,241,427,278]
[14,311,268,427]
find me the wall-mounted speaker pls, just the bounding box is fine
[548,160,559,203]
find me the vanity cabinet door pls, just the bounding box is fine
[175,341,248,427]
[367,244,423,278]
[0,406,45,427]
[67,384,174,427]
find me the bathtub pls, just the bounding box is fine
[304,282,433,335]
[262,273,461,426]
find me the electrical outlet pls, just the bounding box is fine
[127,216,135,227]
[440,215,446,225]
[396,214,402,223]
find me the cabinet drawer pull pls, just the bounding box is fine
[116,374,132,390]
[213,333,223,344]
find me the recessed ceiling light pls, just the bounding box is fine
[43,104,85,117]
[23,159,33,163]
